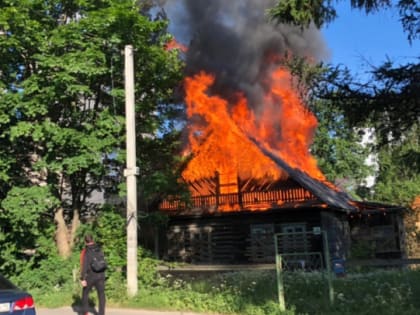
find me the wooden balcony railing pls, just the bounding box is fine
[159,187,317,212]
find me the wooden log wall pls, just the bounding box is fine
[167,223,245,263]
[348,212,402,259]
[165,210,323,264]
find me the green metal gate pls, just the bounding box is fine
[274,230,334,311]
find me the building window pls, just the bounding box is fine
[278,223,308,253]
[248,224,275,262]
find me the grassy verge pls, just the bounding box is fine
[31,268,420,315]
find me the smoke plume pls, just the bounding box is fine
[163,0,329,105]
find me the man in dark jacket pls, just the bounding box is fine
[80,234,106,315]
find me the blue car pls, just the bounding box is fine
[0,274,36,315]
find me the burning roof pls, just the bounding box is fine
[157,69,404,215]
[181,70,323,182]
[250,139,357,212]
[156,64,361,214]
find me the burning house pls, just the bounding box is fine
[156,72,406,265]
[153,0,407,265]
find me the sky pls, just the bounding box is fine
[322,2,419,75]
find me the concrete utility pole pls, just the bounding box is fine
[124,45,138,296]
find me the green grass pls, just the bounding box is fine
[32,268,420,315]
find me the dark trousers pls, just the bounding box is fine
[82,277,105,315]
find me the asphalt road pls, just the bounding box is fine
[37,307,220,315]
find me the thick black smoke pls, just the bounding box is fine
[163,0,329,106]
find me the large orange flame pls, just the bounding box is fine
[182,66,326,187]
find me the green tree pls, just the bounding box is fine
[0,0,183,266]
[269,1,419,145]
[312,62,419,147]
[269,0,419,206]
[311,99,372,197]
[373,124,420,206]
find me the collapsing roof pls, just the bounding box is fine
[251,138,357,212]
[159,138,405,215]
[250,137,405,214]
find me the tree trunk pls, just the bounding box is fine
[70,209,80,248]
[54,207,72,258]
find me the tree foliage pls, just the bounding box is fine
[270,0,419,145]
[0,0,184,265]
[373,125,420,206]
[311,99,372,197]
[268,0,338,29]
[270,0,419,206]
[312,61,420,146]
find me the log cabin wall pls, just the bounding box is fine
[397,213,407,259]
[321,211,351,260]
[348,211,404,259]
[155,172,407,264]
[163,209,325,264]
[157,210,406,265]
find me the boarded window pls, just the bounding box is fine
[278,223,308,253]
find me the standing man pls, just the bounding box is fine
[80,234,106,315]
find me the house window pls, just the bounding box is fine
[278,223,308,253]
[187,226,213,263]
[251,224,274,236]
[248,224,275,262]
